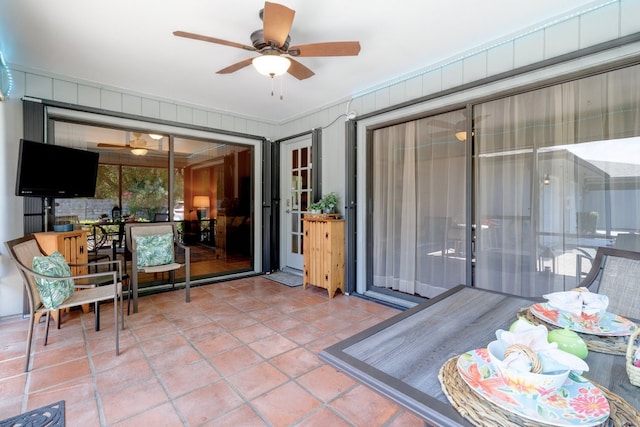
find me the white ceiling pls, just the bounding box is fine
[0,0,607,123]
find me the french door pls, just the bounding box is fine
[280,137,313,271]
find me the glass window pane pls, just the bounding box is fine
[474,64,640,297]
[52,120,256,297]
[370,110,467,299]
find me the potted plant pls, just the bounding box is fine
[308,201,323,214]
[320,192,338,214]
[307,192,339,214]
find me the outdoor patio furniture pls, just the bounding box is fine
[125,222,190,313]
[4,235,124,372]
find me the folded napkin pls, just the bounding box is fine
[543,287,608,316]
[495,319,589,374]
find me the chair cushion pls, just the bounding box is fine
[134,233,174,268]
[32,251,75,309]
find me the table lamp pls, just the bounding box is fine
[193,196,210,220]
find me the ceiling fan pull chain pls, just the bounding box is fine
[271,76,275,97]
[280,75,284,100]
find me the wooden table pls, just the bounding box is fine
[320,285,639,426]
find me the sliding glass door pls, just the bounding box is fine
[474,64,640,297]
[366,63,640,302]
[50,119,256,294]
[370,110,467,298]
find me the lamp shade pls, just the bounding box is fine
[252,55,291,77]
[193,195,210,208]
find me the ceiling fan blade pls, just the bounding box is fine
[290,41,361,57]
[262,1,295,48]
[217,58,254,74]
[97,143,127,149]
[430,118,457,129]
[173,30,255,51]
[287,58,314,80]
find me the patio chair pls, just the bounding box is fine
[579,246,640,320]
[85,223,112,270]
[4,235,124,372]
[125,222,190,313]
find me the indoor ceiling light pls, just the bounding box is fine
[148,133,163,140]
[130,148,148,156]
[455,130,475,142]
[252,54,291,77]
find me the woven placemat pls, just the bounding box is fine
[517,307,632,356]
[439,356,639,427]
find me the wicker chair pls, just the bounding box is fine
[4,235,124,372]
[125,222,190,313]
[579,247,640,320]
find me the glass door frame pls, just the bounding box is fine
[44,106,265,276]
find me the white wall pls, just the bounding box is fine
[0,90,25,317]
[1,0,639,316]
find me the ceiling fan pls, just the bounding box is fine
[430,112,489,141]
[97,133,162,156]
[173,1,361,80]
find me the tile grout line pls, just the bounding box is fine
[81,312,109,427]
[121,304,191,426]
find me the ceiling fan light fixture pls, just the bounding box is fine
[455,131,467,142]
[252,54,290,77]
[148,133,163,140]
[130,148,148,156]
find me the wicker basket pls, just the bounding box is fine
[626,327,640,387]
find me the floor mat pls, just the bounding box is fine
[0,400,65,427]
[265,271,303,287]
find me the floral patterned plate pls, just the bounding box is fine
[530,302,637,336]
[457,349,610,426]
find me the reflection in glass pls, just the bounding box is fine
[474,64,640,297]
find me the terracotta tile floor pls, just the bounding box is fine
[0,276,427,426]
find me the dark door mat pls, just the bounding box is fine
[0,400,64,427]
[265,272,303,287]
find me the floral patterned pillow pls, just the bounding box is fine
[32,251,74,309]
[134,233,174,268]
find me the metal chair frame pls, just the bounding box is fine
[5,235,124,372]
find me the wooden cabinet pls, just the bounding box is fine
[34,230,89,275]
[303,216,345,298]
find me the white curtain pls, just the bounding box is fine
[372,111,467,298]
[474,64,640,297]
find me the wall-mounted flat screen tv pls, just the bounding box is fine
[15,139,99,198]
